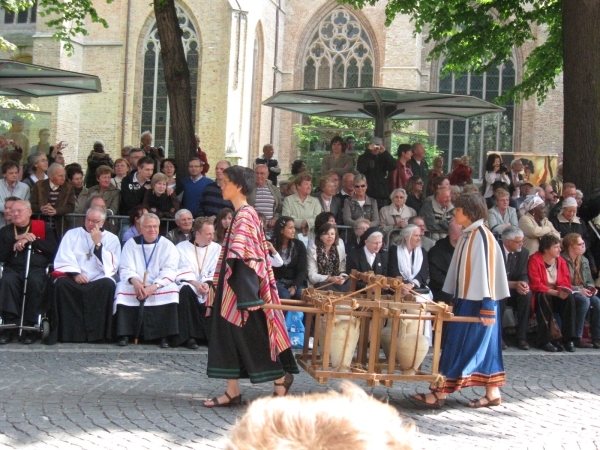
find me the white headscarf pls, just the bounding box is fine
[519,193,544,217]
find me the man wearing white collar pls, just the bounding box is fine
[174,218,221,349]
[114,213,180,348]
[53,206,121,342]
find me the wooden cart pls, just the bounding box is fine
[264,270,479,388]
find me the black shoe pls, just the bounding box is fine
[575,339,593,349]
[563,341,576,352]
[501,339,508,350]
[117,336,129,346]
[540,342,557,352]
[553,341,565,352]
[160,337,170,349]
[593,339,600,349]
[0,331,13,345]
[22,332,34,345]
[517,339,530,350]
[186,338,199,350]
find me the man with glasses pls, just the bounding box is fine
[248,164,282,228]
[182,157,213,218]
[499,226,532,350]
[52,206,121,343]
[0,200,57,344]
[166,209,194,245]
[113,213,180,348]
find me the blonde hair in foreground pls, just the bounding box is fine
[225,381,415,450]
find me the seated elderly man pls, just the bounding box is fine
[166,209,194,245]
[174,218,221,349]
[420,187,454,240]
[30,163,76,235]
[0,200,57,344]
[52,206,121,343]
[499,226,532,350]
[114,213,179,348]
[428,220,462,304]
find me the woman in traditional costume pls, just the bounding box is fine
[203,166,298,408]
[413,193,509,409]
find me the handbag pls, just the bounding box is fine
[539,294,563,341]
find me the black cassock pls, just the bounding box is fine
[0,222,57,325]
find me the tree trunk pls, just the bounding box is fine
[154,0,196,180]
[562,1,600,196]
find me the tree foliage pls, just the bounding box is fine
[337,0,563,105]
[1,0,113,56]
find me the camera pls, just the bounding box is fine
[498,163,508,173]
[373,145,380,152]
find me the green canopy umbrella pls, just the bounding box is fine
[0,59,101,97]
[263,87,504,138]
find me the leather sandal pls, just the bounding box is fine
[203,391,242,408]
[412,392,446,409]
[468,395,502,408]
[273,373,294,396]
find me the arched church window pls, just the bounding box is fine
[141,5,199,155]
[303,7,374,89]
[436,60,515,179]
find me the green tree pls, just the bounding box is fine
[338,0,599,194]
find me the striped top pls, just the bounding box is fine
[254,186,275,220]
[209,205,291,360]
[443,219,510,301]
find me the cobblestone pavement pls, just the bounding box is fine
[1,343,600,449]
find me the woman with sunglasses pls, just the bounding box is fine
[342,174,379,229]
[405,176,425,215]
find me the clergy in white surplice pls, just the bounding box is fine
[173,218,221,349]
[113,213,179,348]
[53,206,121,343]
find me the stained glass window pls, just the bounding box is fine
[141,5,199,156]
[436,60,516,178]
[303,7,374,89]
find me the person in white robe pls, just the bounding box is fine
[114,213,179,348]
[174,218,221,349]
[53,206,121,342]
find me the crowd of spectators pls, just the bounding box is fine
[0,132,597,355]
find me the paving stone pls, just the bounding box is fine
[1,344,600,449]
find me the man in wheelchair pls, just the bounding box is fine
[0,200,57,344]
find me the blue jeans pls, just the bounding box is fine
[573,293,600,339]
[276,283,304,300]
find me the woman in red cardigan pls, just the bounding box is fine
[528,234,578,352]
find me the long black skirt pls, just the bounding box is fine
[115,302,178,341]
[207,298,299,383]
[171,285,210,347]
[54,277,116,342]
